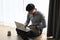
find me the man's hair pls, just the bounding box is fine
[26,3,35,11]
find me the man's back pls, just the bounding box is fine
[27,11,46,28]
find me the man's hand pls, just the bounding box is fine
[29,25,37,30]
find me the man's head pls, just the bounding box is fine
[26,3,36,14]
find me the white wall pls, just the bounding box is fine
[0,0,49,27]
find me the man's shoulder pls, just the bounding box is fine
[37,11,43,15]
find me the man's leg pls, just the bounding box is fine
[16,28,28,40]
[27,29,43,39]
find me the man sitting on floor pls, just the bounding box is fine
[16,3,46,40]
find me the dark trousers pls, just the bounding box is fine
[16,28,42,40]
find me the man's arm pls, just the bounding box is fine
[25,14,30,27]
[37,13,46,30]
[41,15,46,28]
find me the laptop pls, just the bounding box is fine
[15,21,26,31]
[15,21,31,32]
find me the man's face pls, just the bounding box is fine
[28,9,34,14]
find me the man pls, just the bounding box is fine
[16,3,46,40]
